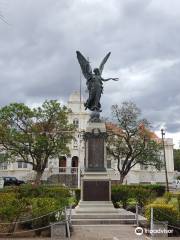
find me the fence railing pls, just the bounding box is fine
[50,167,78,175]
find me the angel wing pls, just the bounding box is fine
[76,51,92,80]
[99,52,111,75]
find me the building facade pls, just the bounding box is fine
[0,91,175,185]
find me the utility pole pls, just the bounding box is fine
[161,129,169,192]
[77,70,82,188]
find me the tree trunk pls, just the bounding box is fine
[119,174,126,184]
[34,171,43,185]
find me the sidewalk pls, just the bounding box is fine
[71,225,179,240]
[3,225,180,240]
[71,225,147,240]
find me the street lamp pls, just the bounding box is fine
[161,129,169,192]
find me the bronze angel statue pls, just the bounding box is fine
[76,51,118,113]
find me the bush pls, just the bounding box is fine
[141,184,165,197]
[0,193,28,222]
[74,189,81,203]
[17,184,70,200]
[0,186,19,193]
[17,184,45,198]
[132,187,156,207]
[43,186,70,199]
[27,197,63,236]
[152,197,168,205]
[0,185,71,236]
[145,203,179,225]
[111,184,165,208]
[111,185,132,208]
[126,198,137,212]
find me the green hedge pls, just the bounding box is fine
[73,184,165,208]
[0,184,71,233]
[140,184,165,196]
[145,203,179,225]
[0,193,28,222]
[111,185,131,208]
[29,197,64,230]
[111,184,160,208]
[17,184,70,199]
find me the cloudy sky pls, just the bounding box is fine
[0,0,180,146]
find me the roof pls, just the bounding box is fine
[105,122,160,140]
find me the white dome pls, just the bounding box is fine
[68,91,84,102]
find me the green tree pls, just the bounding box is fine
[107,102,162,183]
[174,149,180,172]
[0,100,74,184]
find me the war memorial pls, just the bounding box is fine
[70,51,142,226]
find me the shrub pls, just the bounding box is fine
[29,197,64,229]
[132,187,156,207]
[152,197,168,204]
[0,186,19,193]
[111,185,132,208]
[145,203,179,225]
[111,184,165,208]
[126,198,137,212]
[0,186,71,235]
[17,184,70,200]
[143,184,165,197]
[43,186,70,199]
[74,189,81,203]
[0,193,28,222]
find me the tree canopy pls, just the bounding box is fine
[107,102,163,183]
[0,100,74,183]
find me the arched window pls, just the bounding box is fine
[59,156,67,172]
[71,156,79,167]
[73,118,79,128]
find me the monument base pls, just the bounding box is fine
[81,172,111,201]
[75,201,117,214]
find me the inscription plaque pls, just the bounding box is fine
[88,137,104,170]
[83,181,110,201]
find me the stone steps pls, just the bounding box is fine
[75,201,119,213]
[71,218,136,225]
[71,214,135,219]
[75,208,119,213]
[70,201,145,226]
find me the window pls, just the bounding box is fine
[59,156,66,172]
[73,118,79,128]
[0,162,7,170]
[18,162,27,169]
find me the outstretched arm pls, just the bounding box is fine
[102,78,119,82]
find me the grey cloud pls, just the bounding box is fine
[0,0,180,134]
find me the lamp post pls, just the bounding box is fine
[161,129,169,192]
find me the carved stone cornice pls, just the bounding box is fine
[84,128,107,140]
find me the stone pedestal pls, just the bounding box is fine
[81,172,111,201]
[81,121,111,202]
[72,120,145,226]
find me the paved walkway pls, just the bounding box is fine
[71,225,179,240]
[71,225,145,240]
[3,225,180,240]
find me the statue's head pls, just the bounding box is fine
[93,68,100,75]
